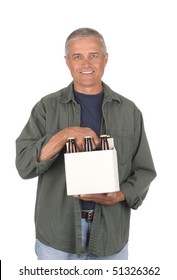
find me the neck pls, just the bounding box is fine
[73,83,103,95]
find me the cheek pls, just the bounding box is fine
[67,63,76,73]
[97,64,106,74]
[69,66,80,78]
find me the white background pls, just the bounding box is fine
[0,0,177,278]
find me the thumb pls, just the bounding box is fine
[106,192,114,198]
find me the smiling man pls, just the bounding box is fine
[65,36,108,94]
[16,28,156,260]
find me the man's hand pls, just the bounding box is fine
[38,126,100,161]
[64,126,100,151]
[74,191,125,205]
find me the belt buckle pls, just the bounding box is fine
[87,211,93,223]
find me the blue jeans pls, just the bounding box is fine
[35,219,128,260]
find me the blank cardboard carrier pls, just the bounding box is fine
[64,148,120,195]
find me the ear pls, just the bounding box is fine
[64,56,70,69]
[104,53,108,67]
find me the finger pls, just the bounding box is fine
[75,139,84,151]
[91,135,101,148]
[106,192,115,199]
[73,195,80,198]
[79,193,108,202]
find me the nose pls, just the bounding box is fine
[81,57,91,67]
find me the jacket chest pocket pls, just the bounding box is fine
[113,131,133,165]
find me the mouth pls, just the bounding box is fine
[79,70,95,75]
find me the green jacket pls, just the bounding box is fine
[16,82,156,256]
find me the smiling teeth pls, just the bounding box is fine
[81,71,93,74]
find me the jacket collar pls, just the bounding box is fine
[102,82,121,103]
[60,81,121,104]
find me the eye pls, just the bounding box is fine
[90,53,99,59]
[73,54,81,60]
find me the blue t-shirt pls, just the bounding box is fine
[74,91,103,136]
[74,90,104,210]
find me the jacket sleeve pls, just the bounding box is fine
[15,100,59,179]
[120,109,157,209]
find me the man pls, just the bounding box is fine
[16,28,156,260]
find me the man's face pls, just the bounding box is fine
[65,37,108,93]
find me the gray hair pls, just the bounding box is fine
[65,27,107,56]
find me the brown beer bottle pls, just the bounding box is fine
[100,134,110,150]
[67,137,77,153]
[84,136,93,152]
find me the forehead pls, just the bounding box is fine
[68,37,102,53]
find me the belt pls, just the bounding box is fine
[81,211,94,222]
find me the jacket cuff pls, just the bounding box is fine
[120,182,143,210]
[35,133,59,175]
